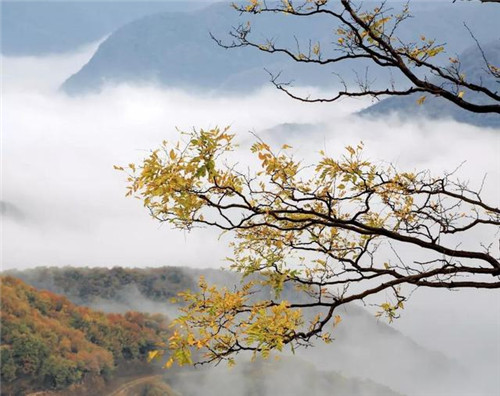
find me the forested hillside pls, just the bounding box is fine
[8,266,463,395]
[7,266,195,306]
[0,276,170,395]
[0,272,407,396]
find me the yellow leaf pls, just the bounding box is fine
[147,350,159,362]
[164,358,174,369]
[334,315,342,327]
[416,96,427,105]
[458,91,465,99]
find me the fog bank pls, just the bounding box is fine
[2,44,499,395]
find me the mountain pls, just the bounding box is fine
[1,1,207,55]
[0,270,403,396]
[0,276,170,395]
[60,3,337,94]
[360,41,500,128]
[60,1,499,96]
[8,266,467,396]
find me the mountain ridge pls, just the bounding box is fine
[60,1,500,98]
[6,265,466,395]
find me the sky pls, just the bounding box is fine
[1,26,500,394]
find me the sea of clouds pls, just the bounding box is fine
[2,40,500,394]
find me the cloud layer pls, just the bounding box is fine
[2,44,500,394]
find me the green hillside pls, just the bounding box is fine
[6,266,195,306]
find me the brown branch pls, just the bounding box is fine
[224,0,500,114]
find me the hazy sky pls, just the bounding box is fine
[1,31,500,394]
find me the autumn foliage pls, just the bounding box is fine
[123,127,499,367]
[0,276,170,391]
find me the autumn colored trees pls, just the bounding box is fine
[0,276,170,391]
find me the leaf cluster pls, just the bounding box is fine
[124,128,500,366]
